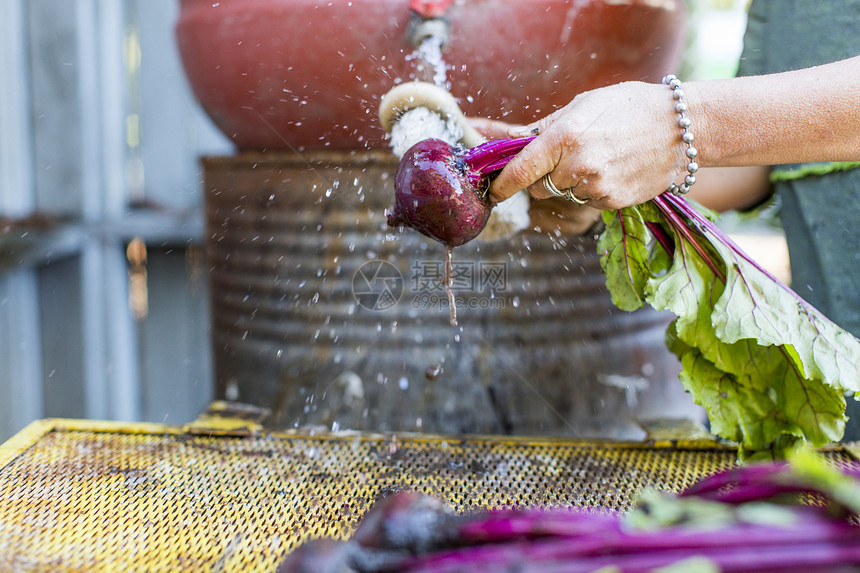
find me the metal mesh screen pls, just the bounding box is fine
[0,419,857,572]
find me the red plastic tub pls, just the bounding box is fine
[176,0,685,150]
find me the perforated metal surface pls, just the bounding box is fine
[1,418,857,572]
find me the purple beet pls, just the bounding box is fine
[276,538,354,573]
[387,137,535,247]
[352,491,454,552]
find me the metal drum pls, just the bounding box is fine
[204,152,696,438]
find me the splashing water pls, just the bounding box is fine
[389,106,462,158]
[443,245,458,326]
[391,31,459,156]
[390,32,464,328]
[407,34,449,89]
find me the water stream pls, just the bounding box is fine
[407,33,449,89]
[390,34,466,327]
[388,106,462,158]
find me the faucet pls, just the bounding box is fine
[407,0,454,49]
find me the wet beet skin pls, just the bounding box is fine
[387,138,492,247]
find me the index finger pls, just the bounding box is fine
[488,135,559,203]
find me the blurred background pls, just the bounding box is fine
[0,0,759,443]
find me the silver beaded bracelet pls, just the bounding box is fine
[661,74,698,195]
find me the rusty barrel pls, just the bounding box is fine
[203,152,695,438]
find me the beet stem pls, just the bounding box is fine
[651,194,726,282]
[460,136,536,186]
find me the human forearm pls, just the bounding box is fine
[687,56,860,168]
[487,56,860,211]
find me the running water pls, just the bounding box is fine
[389,106,462,158]
[443,246,457,326]
[389,111,462,327]
[391,33,463,328]
[407,34,449,89]
[390,31,459,156]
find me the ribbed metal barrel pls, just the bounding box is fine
[204,152,694,438]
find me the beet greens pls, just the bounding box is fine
[598,193,860,459]
[386,135,860,457]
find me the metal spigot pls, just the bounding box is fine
[407,0,453,49]
[408,16,449,49]
[410,0,454,18]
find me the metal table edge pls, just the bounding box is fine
[0,418,178,471]
[3,417,859,468]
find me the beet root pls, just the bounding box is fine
[387,138,492,247]
[276,538,354,573]
[352,491,454,552]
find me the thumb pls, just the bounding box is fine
[488,136,555,203]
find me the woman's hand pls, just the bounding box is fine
[468,117,603,234]
[488,81,689,210]
[486,56,860,212]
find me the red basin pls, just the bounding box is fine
[176,0,685,150]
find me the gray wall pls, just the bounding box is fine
[0,0,231,442]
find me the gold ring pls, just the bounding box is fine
[542,174,588,205]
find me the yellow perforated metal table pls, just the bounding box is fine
[1,403,858,572]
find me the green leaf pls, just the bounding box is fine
[649,557,721,573]
[636,200,673,223]
[648,234,673,277]
[667,322,742,443]
[599,196,860,458]
[636,219,848,457]
[646,231,724,341]
[598,208,651,311]
[708,238,860,393]
[790,448,860,514]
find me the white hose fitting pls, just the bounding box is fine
[378,81,483,152]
